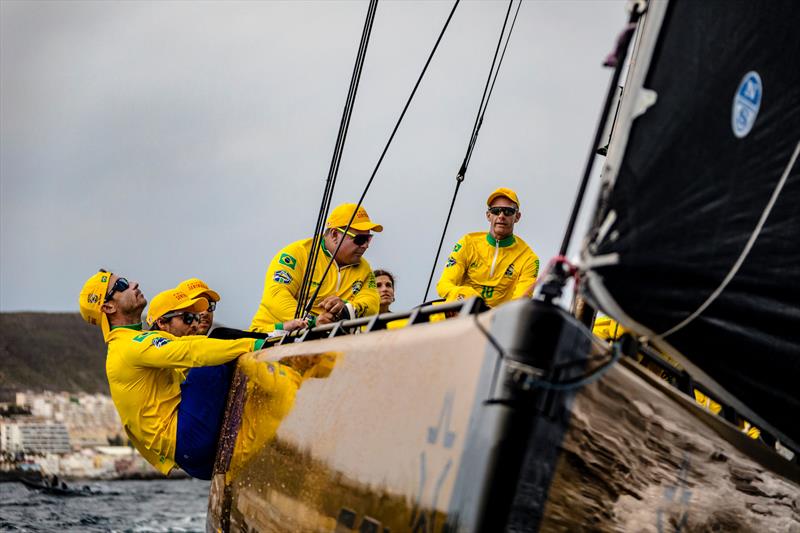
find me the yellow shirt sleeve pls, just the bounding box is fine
[122,332,255,369]
[263,246,304,323]
[511,251,540,299]
[436,236,481,301]
[349,270,380,318]
[251,242,309,331]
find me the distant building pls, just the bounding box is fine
[0,420,71,454]
[11,391,123,448]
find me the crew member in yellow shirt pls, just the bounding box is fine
[250,203,382,332]
[437,187,539,308]
[78,270,288,480]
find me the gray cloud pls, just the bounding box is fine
[1,0,625,328]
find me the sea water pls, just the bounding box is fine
[0,478,209,532]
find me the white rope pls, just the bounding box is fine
[658,140,800,339]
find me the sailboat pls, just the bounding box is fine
[205,0,800,531]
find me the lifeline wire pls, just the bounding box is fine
[303,0,462,317]
[296,0,378,318]
[472,312,618,395]
[421,0,522,304]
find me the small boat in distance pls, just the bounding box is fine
[18,475,95,497]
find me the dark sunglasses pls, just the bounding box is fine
[105,277,130,302]
[206,301,217,312]
[161,312,200,325]
[488,206,518,217]
[337,228,373,246]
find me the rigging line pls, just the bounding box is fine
[303,0,462,317]
[422,179,463,304]
[463,0,520,172]
[298,0,377,314]
[421,0,521,304]
[295,0,378,317]
[657,139,800,340]
[558,10,641,258]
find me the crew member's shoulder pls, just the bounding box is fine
[512,235,536,254]
[281,237,313,253]
[108,327,177,350]
[462,232,488,246]
[356,256,375,274]
[276,238,313,263]
[107,325,146,342]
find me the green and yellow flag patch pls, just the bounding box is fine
[279,253,297,270]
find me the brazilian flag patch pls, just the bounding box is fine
[279,253,297,270]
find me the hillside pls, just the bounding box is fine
[0,312,110,398]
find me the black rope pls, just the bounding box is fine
[557,9,641,258]
[303,0,462,317]
[296,0,378,317]
[421,0,522,304]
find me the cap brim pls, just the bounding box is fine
[351,222,383,232]
[187,288,220,302]
[174,296,210,314]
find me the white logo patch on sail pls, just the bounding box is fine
[732,71,762,139]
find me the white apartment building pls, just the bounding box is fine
[14,391,123,448]
[0,420,71,454]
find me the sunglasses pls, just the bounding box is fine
[337,228,373,246]
[105,277,130,302]
[206,301,217,313]
[161,312,200,325]
[488,206,518,217]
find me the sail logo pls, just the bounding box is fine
[732,71,762,138]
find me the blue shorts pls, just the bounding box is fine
[175,362,234,480]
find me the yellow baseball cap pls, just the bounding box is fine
[146,288,209,327]
[326,203,383,232]
[487,187,520,208]
[176,278,220,302]
[79,270,113,341]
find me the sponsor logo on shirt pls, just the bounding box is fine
[352,280,363,295]
[133,332,158,343]
[279,253,298,270]
[453,243,462,252]
[151,337,171,348]
[504,264,515,278]
[274,270,293,284]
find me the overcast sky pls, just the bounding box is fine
[1,0,626,328]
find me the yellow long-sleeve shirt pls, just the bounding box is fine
[436,232,539,308]
[250,237,379,332]
[105,325,259,474]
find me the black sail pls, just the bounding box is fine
[583,0,800,443]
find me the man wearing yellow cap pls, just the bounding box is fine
[250,203,382,331]
[436,187,539,308]
[176,278,220,335]
[78,270,279,480]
